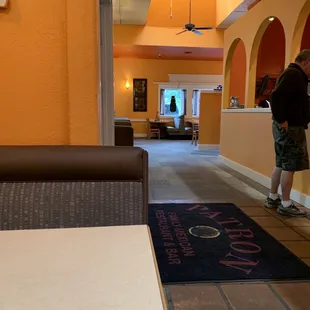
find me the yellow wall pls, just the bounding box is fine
[0,0,99,145]
[199,93,222,145]
[222,0,310,109]
[216,0,243,26]
[114,58,223,133]
[221,113,274,177]
[221,113,310,196]
[114,25,224,49]
[220,0,310,198]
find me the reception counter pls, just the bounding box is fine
[220,108,310,207]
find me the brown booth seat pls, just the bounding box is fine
[115,117,134,146]
[0,146,148,230]
[115,125,134,146]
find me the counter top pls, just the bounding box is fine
[222,108,271,113]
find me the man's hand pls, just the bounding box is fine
[279,121,288,131]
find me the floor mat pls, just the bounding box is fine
[149,203,310,284]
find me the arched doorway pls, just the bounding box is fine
[291,0,310,61]
[223,38,246,108]
[301,14,310,50]
[229,40,247,107]
[255,17,286,107]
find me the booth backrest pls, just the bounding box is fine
[0,146,148,230]
[115,125,134,146]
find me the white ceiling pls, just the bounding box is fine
[216,0,258,29]
[113,0,151,25]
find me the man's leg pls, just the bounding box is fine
[264,167,282,208]
[271,167,282,194]
[278,169,305,216]
[265,122,283,209]
[277,127,308,217]
[280,170,294,203]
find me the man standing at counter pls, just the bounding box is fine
[265,49,310,216]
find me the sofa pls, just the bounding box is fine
[115,117,134,146]
[0,146,148,230]
[115,117,132,127]
[115,125,134,146]
[166,115,193,138]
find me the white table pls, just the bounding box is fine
[0,225,167,310]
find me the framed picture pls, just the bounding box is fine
[133,78,147,112]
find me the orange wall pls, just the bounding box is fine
[114,58,223,120]
[301,14,310,49]
[229,40,246,105]
[256,19,286,78]
[0,0,68,144]
[220,113,310,196]
[66,0,100,145]
[0,0,99,145]
[248,0,261,10]
[199,93,222,145]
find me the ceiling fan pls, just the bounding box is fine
[176,0,213,36]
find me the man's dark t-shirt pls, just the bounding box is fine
[270,63,309,127]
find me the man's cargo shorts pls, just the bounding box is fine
[273,121,309,172]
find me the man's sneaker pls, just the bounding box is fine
[264,197,281,209]
[277,204,307,217]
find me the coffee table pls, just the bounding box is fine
[0,225,167,309]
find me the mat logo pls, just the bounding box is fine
[187,204,261,275]
[189,225,221,239]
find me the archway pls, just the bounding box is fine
[229,40,247,107]
[291,0,310,61]
[301,14,310,50]
[250,17,286,107]
[223,38,246,108]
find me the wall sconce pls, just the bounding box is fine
[0,0,9,8]
[125,81,130,89]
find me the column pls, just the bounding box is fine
[99,0,115,145]
[66,0,100,145]
[186,87,193,118]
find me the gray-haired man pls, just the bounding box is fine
[265,49,310,216]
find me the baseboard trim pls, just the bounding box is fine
[219,155,310,209]
[198,144,219,151]
[130,119,146,123]
[134,133,147,138]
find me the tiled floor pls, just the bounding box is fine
[135,139,310,310]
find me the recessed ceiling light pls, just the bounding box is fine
[268,16,275,21]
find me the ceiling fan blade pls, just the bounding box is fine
[192,29,203,36]
[195,27,213,30]
[176,29,187,35]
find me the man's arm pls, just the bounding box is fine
[270,71,298,124]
